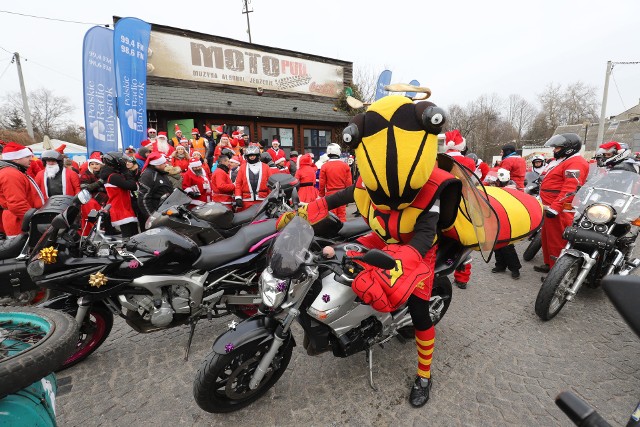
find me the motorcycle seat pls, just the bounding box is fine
[194,219,277,271]
[338,217,370,239]
[0,233,28,260]
[228,204,260,228]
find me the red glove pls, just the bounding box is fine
[276,198,329,230]
[351,244,433,312]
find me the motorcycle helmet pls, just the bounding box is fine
[260,152,274,164]
[244,144,260,164]
[544,133,582,160]
[220,148,235,159]
[326,143,341,158]
[531,155,545,169]
[40,149,62,164]
[595,141,630,168]
[102,151,128,170]
[466,152,479,165]
[497,168,511,183]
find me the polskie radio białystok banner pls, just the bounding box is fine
[82,26,118,154]
[114,17,151,150]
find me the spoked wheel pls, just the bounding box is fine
[58,305,113,371]
[194,338,294,413]
[0,307,78,397]
[535,255,582,321]
[522,232,542,262]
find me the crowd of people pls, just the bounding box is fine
[0,125,356,240]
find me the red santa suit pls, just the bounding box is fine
[319,158,352,222]
[27,157,44,179]
[295,154,319,203]
[234,161,271,211]
[35,166,81,201]
[271,158,290,175]
[500,154,527,190]
[171,148,190,173]
[539,153,589,267]
[267,144,286,163]
[151,134,175,156]
[182,158,211,205]
[210,164,236,208]
[103,170,138,228]
[476,160,490,181]
[213,136,234,162]
[0,146,45,237]
[141,128,158,147]
[445,150,476,172]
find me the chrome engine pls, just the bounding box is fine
[118,272,207,328]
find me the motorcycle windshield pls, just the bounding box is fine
[439,154,500,262]
[270,216,314,278]
[572,170,640,223]
[155,189,193,213]
[524,171,540,186]
[252,187,278,222]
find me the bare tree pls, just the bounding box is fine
[505,94,537,143]
[537,83,564,132]
[563,81,599,124]
[352,65,379,104]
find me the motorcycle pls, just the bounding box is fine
[554,275,640,427]
[522,171,542,262]
[29,184,372,370]
[193,214,471,413]
[535,169,640,320]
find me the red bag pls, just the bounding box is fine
[351,244,433,312]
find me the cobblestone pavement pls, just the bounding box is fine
[56,210,640,426]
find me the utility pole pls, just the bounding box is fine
[242,0,253,43]
[596,61,613,147]
[13,52,34,139]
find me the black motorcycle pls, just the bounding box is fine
[522,170,542,262]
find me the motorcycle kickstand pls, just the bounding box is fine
[184,318,199,361]
[365,348,378,392]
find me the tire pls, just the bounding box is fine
[58,305,114,371]
[194,337,294,413]
[535,255,583,321]
[522,232,542,262]
[0,307,79,397]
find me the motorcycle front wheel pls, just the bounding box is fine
[535,255,583,321]
[522,232,542,262]
[194,337,294,413]
[58,305,114,371]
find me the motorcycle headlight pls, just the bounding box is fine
[585,204,615,224]
[259,269,287,308]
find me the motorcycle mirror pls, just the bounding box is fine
[602,275,640,339]
[360,249,397,270]
[77,189,92,205]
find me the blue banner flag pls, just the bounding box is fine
[374,70,392,100]
[114,17,151,150]
[82,26,118,154]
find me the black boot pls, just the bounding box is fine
[409,376,432,407]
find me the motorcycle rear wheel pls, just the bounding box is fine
[522,232,542,262]
[58,305,114,371]
[535,255,582,321]
[194,338,294,413]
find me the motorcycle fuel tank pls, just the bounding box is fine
[191,202,234,229]
[126,227,200,267]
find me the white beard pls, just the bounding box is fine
[157,139,170,154]
[45,164,60,178]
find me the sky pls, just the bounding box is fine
[1,0,639,127]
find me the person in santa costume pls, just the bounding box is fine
[213,134,233,163]
[318,143,352,222]
[0,142,44,238]
[272,157,290,175]
[294,153,319,203]
[171,124,183,148]
[138,152,173,226]
[444,130,476,171]
[229,155,241,183]
[499,144,526,190]
[266,139,286,163]
[141,128,158,147]
[151,132,175,156]
[26,149,44,179]
[171,145,190,172]
[80,152,107,204]
[534,133,589,274]
[182,156,211,206]
[100,152,139,238]
[206,125,224,166]
[35,149,81,201]
[466,153,489,181]
[190,128,208,159]
[234,145,271,211]
[191,150,210,175]
[210,154,236,209]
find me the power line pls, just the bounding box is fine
[0,9,108,26]
[610,68,627,111]
[0,45,13,55]
[0,59,13,81]
[25,58,81,82]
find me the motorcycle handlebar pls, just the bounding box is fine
[555,391,611,427]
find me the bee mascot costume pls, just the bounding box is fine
[278,94,462,406]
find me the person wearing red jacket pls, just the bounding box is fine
[295,154,319,203]
[213,134,234,163]
[499,144,526,190]
[140,127,158,147]
[266,139,286,163]
[319,144,352,222]
[182,157,211,205]
[234,145,271,211]
[444,130,475,288]
[100,152,140,237]
[151,132,175,157]
[34,150,81,201]
[210,154,235,208]
[535,133,589,273]
[0,142,44,238]
[171,145,190,172]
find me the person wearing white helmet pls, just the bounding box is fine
[318,143,352,222]
[530,155,546,175]
[234,144,272,211]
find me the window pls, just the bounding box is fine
[261,127,294,148]
[304,129,332,159]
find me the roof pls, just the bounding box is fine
[28,139,86,154]
[147,84,352,124]
[555,118,640,154]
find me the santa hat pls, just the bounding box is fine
[55,143,67,154]
[229,155,241,165]
[599,141,621,153]
[189,157,202,169]
[216,125,223,133]
[445,130,466,152]
[142,151,167,171]
[148,127,157,134]
[174,124,182,134]
[180,138,189,144]
[158,131,167,138]
[1,142,32,161]
[272,139,280,145]
[205,125,212,134]
[191,128,199,135]
[221,133,229,139]
[274,157,286,165]
[88,152,103,164]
